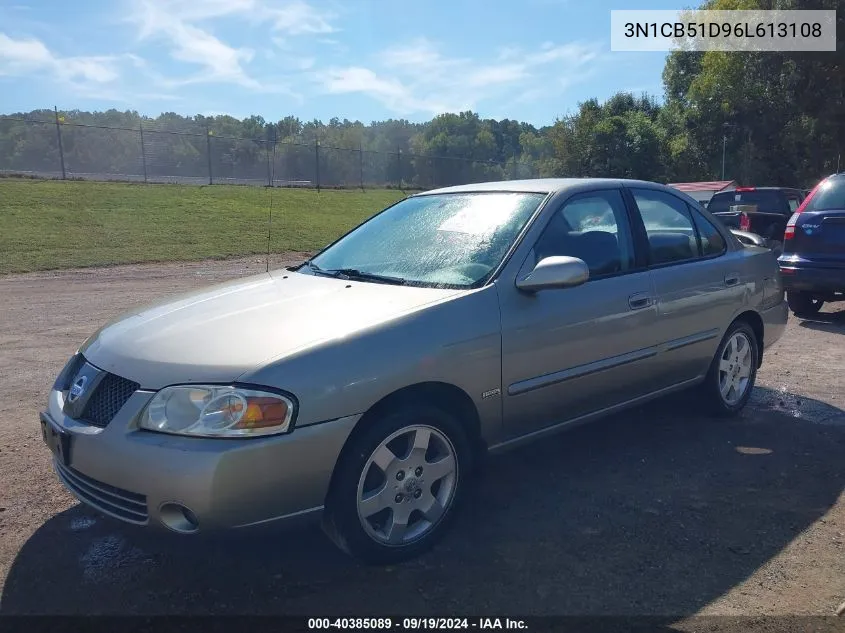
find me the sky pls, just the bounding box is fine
[0,0,683,126]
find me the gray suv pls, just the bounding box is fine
[41,178,788,563]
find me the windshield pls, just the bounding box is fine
[308,192,546,288]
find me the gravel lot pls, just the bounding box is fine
[1,257,844,620]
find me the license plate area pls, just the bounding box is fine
[40,414,72,467]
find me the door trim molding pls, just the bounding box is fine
[491,376,704,454]
[662,328,720,352]
[507,346,659,396]
[507,327,720,398]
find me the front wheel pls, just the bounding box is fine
[787,290,824,316]
[322,404,472,564]
[700,321,759,416]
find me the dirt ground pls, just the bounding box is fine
[0,256,844,621]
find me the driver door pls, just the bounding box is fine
[498,188,664,438]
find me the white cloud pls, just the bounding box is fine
[0,33,126,85]
[321,38,604,116]
[132,0,335,33]
[465,64,528,88]
[131,0,256,87]
[127,0,337,90]
[264,0,336,35]
[320,67,451,115]
[382,38,450,69]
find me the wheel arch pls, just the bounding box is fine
[324,381,484,504]
[732,310,765,368]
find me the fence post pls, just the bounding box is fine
[139,121,148,183]
[397,147,402,190]
[359,142,365,191]
[315,139,321,192]
[54,106,66,180]
[265,127,272,187]
[206,124,213,185]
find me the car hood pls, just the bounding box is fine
[80,269,462,389]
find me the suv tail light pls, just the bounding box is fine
[735,186,756,192]
[784,213,799,239]
[785,178,824,239]
[739,212,751,231]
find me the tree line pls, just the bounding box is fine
[1,0,842,189]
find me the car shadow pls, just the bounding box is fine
[796,307,845,335]
[3,387,845,622]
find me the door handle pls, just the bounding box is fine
[628,293,653,310]
[724,274,740,287]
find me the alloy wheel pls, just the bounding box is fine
[718,332,754,406]
[356,425,458,546]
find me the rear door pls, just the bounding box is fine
[626,186,744,388]
[788,175,845,267]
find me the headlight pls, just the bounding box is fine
[139,385,295,438]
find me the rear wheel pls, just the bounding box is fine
[322,404,472,564]
[700,321,759,416]
[787,290,824,316]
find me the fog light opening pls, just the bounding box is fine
[159,502,199,534]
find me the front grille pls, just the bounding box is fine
[55,461,148,524]
[80,372,140,427]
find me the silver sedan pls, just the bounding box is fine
[41,178,788,563]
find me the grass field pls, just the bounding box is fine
[0,179,406,274]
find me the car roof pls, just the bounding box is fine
[415,178,670,196]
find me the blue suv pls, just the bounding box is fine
[778,173,845,316]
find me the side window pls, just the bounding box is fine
[630,188,699,266]
[532,189,635,278]
[691,208,727,256]
[786,194,801,212]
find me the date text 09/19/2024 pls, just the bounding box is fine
[307,618,528,630]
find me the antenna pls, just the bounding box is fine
[266,127,277,273]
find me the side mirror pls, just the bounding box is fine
[516,256,589,293]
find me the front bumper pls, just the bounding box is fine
[41,388,359,533]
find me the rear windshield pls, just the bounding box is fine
[804,177,845,211]
[707,190,787,213]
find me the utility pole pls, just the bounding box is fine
[721,122,735,181]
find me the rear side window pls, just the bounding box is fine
[707,190,788,213]
[630,188,698,266]
[803,177,845,211]
[691,209,727,256]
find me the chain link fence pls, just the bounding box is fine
[0,113,538,190]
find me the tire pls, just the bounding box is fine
[700,320,759,417]
[322,403,473,565]
[787,290,824,317]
